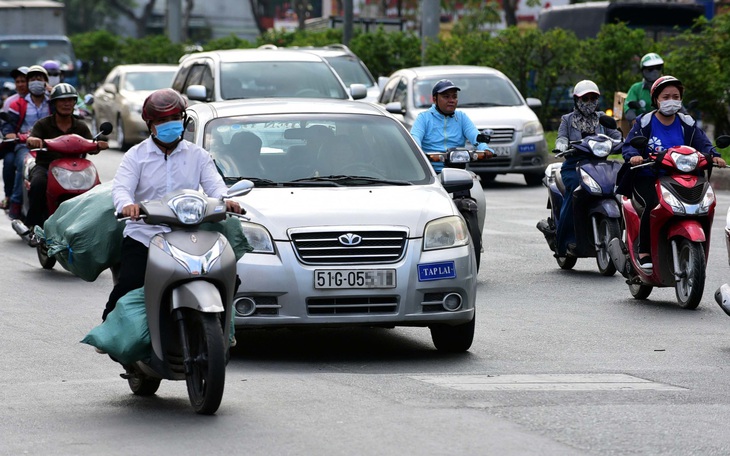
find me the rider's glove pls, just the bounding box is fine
[555,138,568,153]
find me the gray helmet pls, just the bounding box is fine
[49,83,78,103]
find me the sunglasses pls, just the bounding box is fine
[580,94,599,102]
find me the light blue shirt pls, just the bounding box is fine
[20,93,50,133]
[410,105,491,172]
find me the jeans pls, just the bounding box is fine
[10,144,28,205]
[556,164,579,256]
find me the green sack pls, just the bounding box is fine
[200,217,253,261]
[81,288,150,364]
[38,182,125,282]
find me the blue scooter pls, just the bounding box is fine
[537,116,623,275]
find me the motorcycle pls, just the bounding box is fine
[536,115,623,274]
[118,180,253,415]
[424,131,492,270]
[608,134,730,309]
[11,122,113,269]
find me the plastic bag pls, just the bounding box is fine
[39,182,125,281]
[81,288,150,364]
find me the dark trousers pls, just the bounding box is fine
[632,178,658,255]
[2,146,17,198]
[26,165,49,228]
[103,237,148,321]
[556,165,579,256]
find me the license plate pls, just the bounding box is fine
[314,269,396,289]
[491,146,512,157]
[418,261,457,281]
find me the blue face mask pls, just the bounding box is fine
[153,120,184,144]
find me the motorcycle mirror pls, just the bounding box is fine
[716,135,730,149]
[84,94,94,106]
[98,122,113,136]
[629,136,649,149]
[599,115,617,130]
[627,101,641,110]
[224,179,254,198]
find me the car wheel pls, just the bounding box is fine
[116,115,128,151]
[524,173,543,186]
[478,173,496,187]
[429,315,475,353]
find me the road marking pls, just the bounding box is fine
[410,374,686,391]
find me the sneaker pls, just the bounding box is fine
[8,202,21,220]
[0,197,9,210]
[638,255,653,270]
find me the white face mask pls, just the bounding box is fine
[48,76,60,86]
[659,99,682,116]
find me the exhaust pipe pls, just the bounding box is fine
[715,284,730,316]
[11,219,31,243]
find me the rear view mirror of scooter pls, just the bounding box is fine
[715,135,730,150]
[95,121,113,140]
[630,136,649,149]
[598,114,617,130]
[223,179,254,199]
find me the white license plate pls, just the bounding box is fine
[492,146,512,157]
[314,269,396,289]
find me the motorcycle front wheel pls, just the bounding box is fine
[185,311,226,415]
[128,372,161,396]
[595,217,619,276]
[675,238,706,310]
[629,281,653,300]
[37,242,56,270]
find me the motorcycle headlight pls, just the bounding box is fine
[579,169,602,194]
[660,184,685,215]
[448,150,471,164]
[240,221,275,254]
[699,185,715,214]
[523,120,544,138]
[51,165,98,190]
[587,139,611,158]
[423,215,469,251]
[670,152,698,172]
[168,194,207,224]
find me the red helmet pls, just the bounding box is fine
[650,75,684,108]
[142,88,187,122]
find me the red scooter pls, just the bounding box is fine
[11,122,112,269]
[608,135,730,309]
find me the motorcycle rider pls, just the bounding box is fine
[1,65,52,220]
[0,66,29,210]
[104,88,241,322]
[624,53,664,122]
[622,75,726,270]
[41,60,63,87]
[24,83,109,237]
[552,80,621,257]
[410,79,494,172]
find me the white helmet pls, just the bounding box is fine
[573,80,600,98]
[640,53,664,69]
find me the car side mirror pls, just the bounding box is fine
[349,84,367,100]
[186,84,207,102]
[103,83,117,94]
[526,97,542,110]
[385,101,405,115]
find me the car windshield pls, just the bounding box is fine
[219,62,349,100]
[413,75,524,109]
[123,70,176,91]
[204,113,432,186]
[324,55,375,87]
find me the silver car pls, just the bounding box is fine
[379,65,549,186]
[92,64,178,150]
[183,99,478,352]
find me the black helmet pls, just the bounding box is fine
[49,83,78,103]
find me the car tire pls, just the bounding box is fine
[116,115,129,151]
[524,172,543,186]
[429,315,475,353]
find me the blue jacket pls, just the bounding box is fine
[410,105,491,171]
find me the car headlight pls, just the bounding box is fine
[239,220,275,254]
[587,139,611,158]
[168,194,207,224]
[423,215,469,251]
[699,185,715,214]
[51,166,97,190]
[130,102,143,115]
[448,150,471,163]
[579,169,602,195]
[660,184,685,215]
[523,120,544,138]
[670,151,698,172]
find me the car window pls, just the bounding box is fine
[203,114,430,184]
[219,62,349,100]
[199,65,214,99]
[111,74,120,91]
[324,55,375,87]
[123,70,176,91]
[393,78,408,106]
[183,116,196,142]
[380,76,401,103]
[171,63,192,93]
[414,75,524,109]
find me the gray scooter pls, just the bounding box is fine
[120,180,253,415]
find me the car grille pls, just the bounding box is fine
[307,296,399,315]
[290,229,408,265]
[482,128,514,144]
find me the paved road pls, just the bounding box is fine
[3,156,730,455]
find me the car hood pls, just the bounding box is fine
[120,90,155,104]
[236,184,457,240]
[412,105,538,130]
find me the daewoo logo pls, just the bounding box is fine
[338,233,362,246]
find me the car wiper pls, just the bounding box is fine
[287,175,412,186]
[223,176,279,187]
